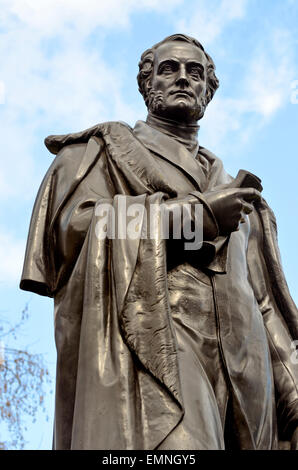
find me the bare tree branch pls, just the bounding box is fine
[0,304,52,449]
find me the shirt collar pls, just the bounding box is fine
[146,112,199,158]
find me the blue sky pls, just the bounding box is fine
[0,0,297,449]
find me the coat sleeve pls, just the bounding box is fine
[247,201,298,440]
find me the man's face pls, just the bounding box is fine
[149,41,208,123]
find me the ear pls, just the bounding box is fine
[204,79,213,106]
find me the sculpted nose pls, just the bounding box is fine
[175,65,189,88]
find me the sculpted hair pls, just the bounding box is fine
[137,33,219,109]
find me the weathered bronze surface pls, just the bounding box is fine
[20,34,298,450]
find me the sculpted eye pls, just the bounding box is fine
[161,64,174,73]
[190,67,201,78]
[158,61,178,74]
[188,64,204,80]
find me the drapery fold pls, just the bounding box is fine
[21,121,298,449]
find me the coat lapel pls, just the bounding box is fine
[133,121,208,192]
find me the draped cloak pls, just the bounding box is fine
[20,121,298,449]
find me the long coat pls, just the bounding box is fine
[20,120,298,449]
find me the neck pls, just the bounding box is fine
[146,112,199,156]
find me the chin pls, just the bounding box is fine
[166,102,205,123]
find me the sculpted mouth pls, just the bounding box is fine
[170,90,194,97]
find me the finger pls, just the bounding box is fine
[242,202,254,214]
[237,187,262,202]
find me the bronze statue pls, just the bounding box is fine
[20,34,298,450]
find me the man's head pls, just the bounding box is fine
[137,34,219,123]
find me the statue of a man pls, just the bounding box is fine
[20,34,298,450]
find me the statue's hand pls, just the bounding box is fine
[204,187,261,236]
[291,427,298,450]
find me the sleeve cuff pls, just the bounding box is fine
[189,191,219,241]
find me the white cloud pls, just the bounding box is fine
[0,116,36,200]
[173,2,296,156]
[0,0,183,282]
[291,80,298,105]
[0,33,143,202]
[244,29,295,116]
[0,0,297,204]
[0,231,26,284]
[0,81,5,104]
[1,0,182,202]
[3,0,182,35]
[176,0,248,46]
[199,27,296,155]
